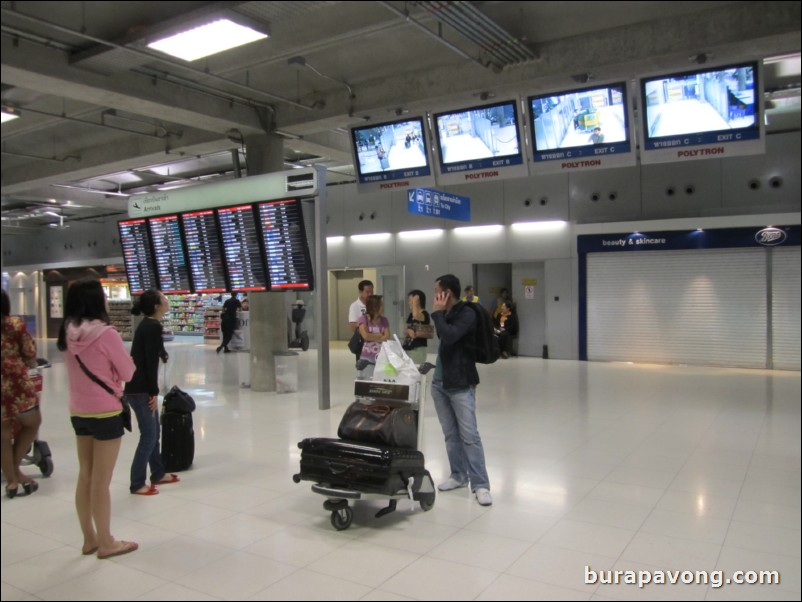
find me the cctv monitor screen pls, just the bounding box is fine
[528,82,631,161]
[641,62,759,150]
[351,117,432,184]
[433,99,523,173]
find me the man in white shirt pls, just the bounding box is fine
[348,279,374,331]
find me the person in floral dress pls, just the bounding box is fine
[1,289,42,498]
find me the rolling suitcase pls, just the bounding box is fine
[296,437,430,496]
[161,411,194,472]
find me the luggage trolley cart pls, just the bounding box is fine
[19,366,54,477]
[293,364,436,531]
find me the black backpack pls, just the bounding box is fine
[163,386,196,414]
[465,303,501,364]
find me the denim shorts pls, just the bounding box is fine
[70,414,124,441]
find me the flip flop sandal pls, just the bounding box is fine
[97,541,138,559]
[22,481,39,495]
[153,474,180,485]
[131,486,159,496]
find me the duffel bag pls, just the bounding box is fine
[337,400,417,449]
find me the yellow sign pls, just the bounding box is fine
[522,278,537,286]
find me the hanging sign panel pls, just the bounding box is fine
[408,188,471,222]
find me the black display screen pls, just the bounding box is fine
[217,204,268,292]
[180,209,228,293]
[118,218,158,295]
[257,199,314,290]
[148,214,192,294]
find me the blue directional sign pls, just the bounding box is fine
[408,188,471,222]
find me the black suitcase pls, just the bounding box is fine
[296,437,430,497]
[161,411,194,472]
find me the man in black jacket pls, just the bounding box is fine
[430,274,492,506]
[217,292,241,354]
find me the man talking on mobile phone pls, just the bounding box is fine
[430,274,492,506]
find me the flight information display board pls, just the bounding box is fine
[257,199,315,290]
[180,210,228,293]
[118,218,158,295]
[217,204,268,292]
[148,215,192,294]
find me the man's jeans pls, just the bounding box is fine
[430,380,490,491]
[127,393,166,492]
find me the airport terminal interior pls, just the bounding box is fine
[2,1,801,600]
[1,342,800,600]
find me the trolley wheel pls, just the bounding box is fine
[300,332,310,352]
[419,494,435,511]
[39,456,54,477]
[330,506,353,531]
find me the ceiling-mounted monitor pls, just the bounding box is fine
[527,82,635,173]
[118,218,158,295]
[432,99,529,185]
[351,116,435,192]
[640,61,764,164]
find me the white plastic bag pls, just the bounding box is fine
[374,336,421,386]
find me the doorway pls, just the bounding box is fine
[475,262,546,357]
[328,267,406,340]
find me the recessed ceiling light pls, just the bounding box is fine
[147,19,268,61]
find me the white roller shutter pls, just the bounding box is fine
[771,247,801,370]
[587,248,767,368]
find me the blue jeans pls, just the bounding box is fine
[430,380,490,491]
[127,394,166,492]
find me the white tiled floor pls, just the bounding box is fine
[2,339,800,601]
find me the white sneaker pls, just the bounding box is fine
[475,488,493,506]
[438,477,469,492]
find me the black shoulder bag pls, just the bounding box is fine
[74,355,132,432]
[348,328,364,357]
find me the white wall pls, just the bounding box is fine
[5,132,800,358]
[511,262,545,357]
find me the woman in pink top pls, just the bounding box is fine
[57,278,138,559]
[357,294,391,379]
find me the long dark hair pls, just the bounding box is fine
[0,289,9,318]
[131,289,162,317]
[56,278,110,351]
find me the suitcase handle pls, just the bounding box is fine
[326,461,350,475]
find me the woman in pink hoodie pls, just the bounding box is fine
[57,278,138,559]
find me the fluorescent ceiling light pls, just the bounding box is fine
[350,233,392,242]
[398,229,444,240]
[511,220,567,232]
[1,108,20,123]
[453,225,503,236]
[147,19,268,61]
[326,236,345,244]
